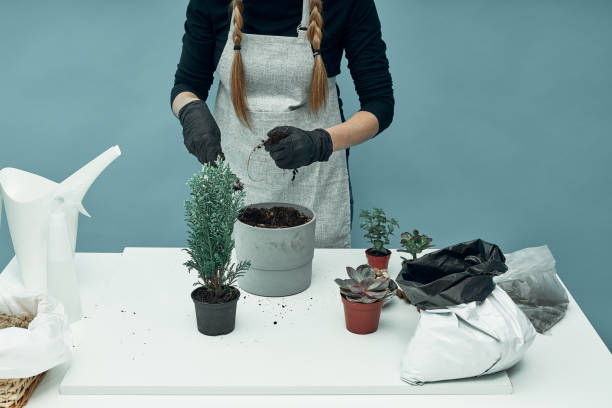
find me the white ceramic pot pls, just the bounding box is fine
[235,202,315,297]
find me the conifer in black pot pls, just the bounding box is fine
[184,157,250,336]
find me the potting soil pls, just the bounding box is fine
[238,206,311,228]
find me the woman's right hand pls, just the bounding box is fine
[178,100,225,165]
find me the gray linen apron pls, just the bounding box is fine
[213,0,351,248]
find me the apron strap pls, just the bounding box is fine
[228,0,311,42]
[297,0,310,40]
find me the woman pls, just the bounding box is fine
[171,0,394,248]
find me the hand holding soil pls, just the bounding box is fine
[248,128,299,182]
[247,126,333,182]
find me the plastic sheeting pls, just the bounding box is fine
[400,286,536,385]
[496,245,568,333]
[0,279,72,379]
[396,239,507,310]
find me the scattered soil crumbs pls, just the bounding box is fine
[248,128,299,182]
[192,286,240,304]
[238,206,311,228]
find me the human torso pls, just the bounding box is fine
[204,0,349,77]
[212,0,352,248]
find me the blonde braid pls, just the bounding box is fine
[307,0,328,113]
[230,0,249,126]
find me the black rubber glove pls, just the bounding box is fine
[264,126,333,170]
[178,100,224,166]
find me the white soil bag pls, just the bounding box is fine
[400,286,536,385]
[0,279,72,379]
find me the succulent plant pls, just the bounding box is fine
[334,265,390,303]
[359,208,399,255]
[398,229,434,260]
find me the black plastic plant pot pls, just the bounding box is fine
[191,287,240,336]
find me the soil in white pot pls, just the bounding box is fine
[238,206,311,228]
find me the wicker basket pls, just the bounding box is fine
[0,313,46,408]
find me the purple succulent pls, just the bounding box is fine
[335,264,390,303]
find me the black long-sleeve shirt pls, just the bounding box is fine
[172,0,394,133]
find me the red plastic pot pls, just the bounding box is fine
[365,248,391,270]
[341,295,384,334]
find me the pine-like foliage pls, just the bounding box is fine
[184,158,250,299]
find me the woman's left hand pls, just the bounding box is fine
[265,126,333,169]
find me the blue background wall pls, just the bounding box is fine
[1,0,610,348]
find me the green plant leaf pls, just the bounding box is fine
[334,278,356,288]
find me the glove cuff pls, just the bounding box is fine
[178,100,208,126]
[313,128,333,162]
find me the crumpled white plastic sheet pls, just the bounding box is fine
[0,277,72,379]
[495,245,568,333]
[400,286,536,385]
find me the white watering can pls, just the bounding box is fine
[0,146,121,322]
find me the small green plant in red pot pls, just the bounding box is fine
[398,229,434,261]
[359,208,399,271]
[396,229,434,308]
[184,158,250,336]
[335,265,390,334]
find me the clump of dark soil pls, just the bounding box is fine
[192,286,240,304]
[248,129,299,182]
[263,128,290,148]
[232,178,244,191]
[238,206,311,228]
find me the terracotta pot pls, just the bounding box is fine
[341,295,384,335]
[365,248,391,270]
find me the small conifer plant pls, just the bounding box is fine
[184,157,250,302]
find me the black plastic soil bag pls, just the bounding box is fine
[396,239,508,310]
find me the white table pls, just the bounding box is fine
[60,247,511,395]
[2,249,611,407]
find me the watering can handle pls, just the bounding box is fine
[52,183,91,218]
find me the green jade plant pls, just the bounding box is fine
[359,208,399,256]
[184,157,250,301]
[398,229,434,261]
[335,265,390,303]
